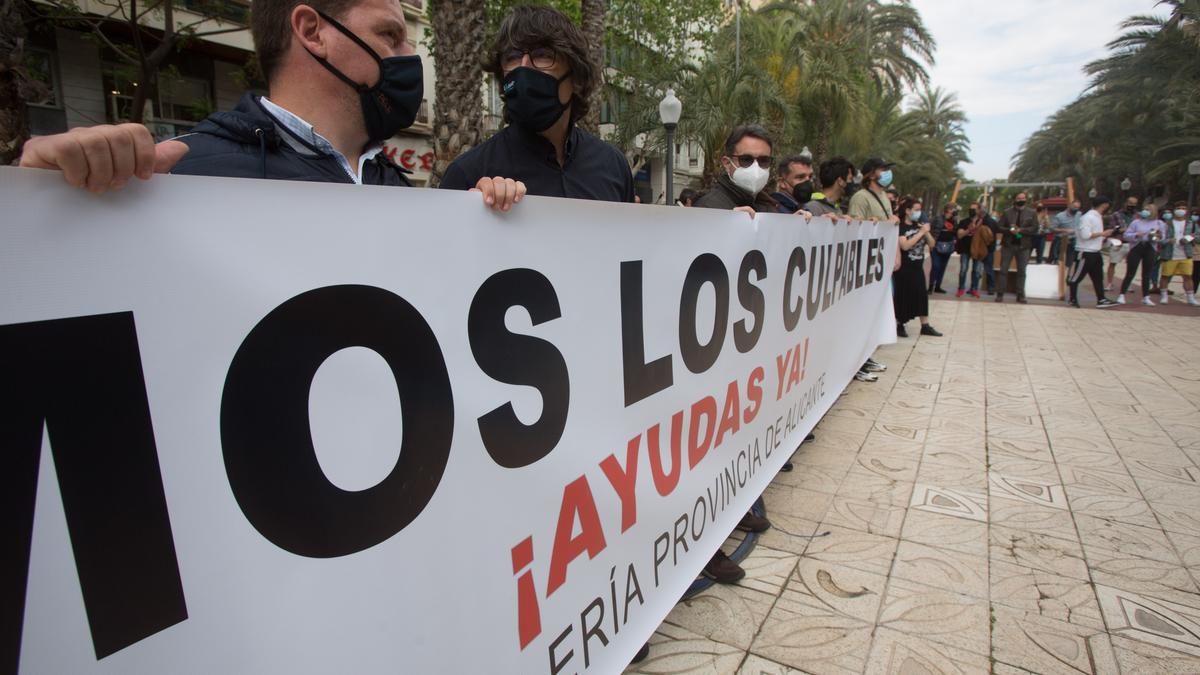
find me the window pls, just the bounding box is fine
[178,0,249,25]
[24,48,68,135]
[103,64,213,139]
[24,49,61,108]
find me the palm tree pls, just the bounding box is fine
[756,0,936,161]
[579,0,608,133]
[429,0,487,187]
[1013,0,1200,200]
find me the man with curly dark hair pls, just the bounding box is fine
[439,5,634,202]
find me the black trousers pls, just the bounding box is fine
[997,245,1031,297]
[1120,242,1157,296]
[1069,251,1105,302]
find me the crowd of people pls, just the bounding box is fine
[14,0,1199,665]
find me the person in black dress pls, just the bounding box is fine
[894,197,943,337]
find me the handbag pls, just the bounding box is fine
[935,241,955,255]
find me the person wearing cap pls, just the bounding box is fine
[1068,196,1120,308]
[848,158,896,222]
[846,157,895,382]
[994,192,1038,303]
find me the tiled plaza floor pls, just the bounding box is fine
[625,295,1200,674]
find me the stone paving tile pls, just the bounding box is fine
[1095,584,1200,658]
[1109,635,1200,674]
[1085,546,1200,604]
[863,628,990,675]
[735,654,806,675]
[890,540,989,600]
[663,578,779,650]
[990,605,1120,675]
[623,623,745,675]
[1074,513,1182,565]
[876,578,990,657]
[990,524,1089,580]
[989,559,1105,629]
[915,461,988,491]
[803,524,898,578]
[642,300,1200,674]
[899,508,989,557]
[820,496,906,539]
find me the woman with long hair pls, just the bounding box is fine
[894,198,943,338]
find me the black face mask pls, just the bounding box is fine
[1069,207,1080,214]
[1015,200,1027,207]
[308,11,424,146]
[502,67,572,132]
[969,208,977,218]
[792,179,814,206]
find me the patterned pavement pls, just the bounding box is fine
[624,292,1200,674]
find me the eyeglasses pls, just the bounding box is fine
[730,154,773,169]
[501,46,558,71]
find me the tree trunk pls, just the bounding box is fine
[0,0,29,163]
[428,0,484,187]
[578,0,607,134]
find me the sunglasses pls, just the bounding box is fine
[730,154,773,169]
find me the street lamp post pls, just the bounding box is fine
[1189,160,1200,209]
[659,89,682,205]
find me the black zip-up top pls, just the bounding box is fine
[170,93,412,187]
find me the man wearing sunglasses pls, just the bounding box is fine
[438,6,634,202]
[693,125,780,215]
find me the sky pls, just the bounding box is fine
[908,0,1154,182]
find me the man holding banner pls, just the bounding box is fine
[17,0,525,211]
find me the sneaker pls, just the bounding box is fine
[804,432,817,443]
[863,359,887,373]
[854,370,878,382]
[1116,294,1126,304]
[956,289,965,297]
[1160,294,1169,305]
[933,287,947,294]
[1097,298,1118,308]
[970,290,981,298]
[703,551,746,584]
[1142,296,1156,306]
[995,295,1004,303]
[897,322,908,338]
[737,511,771,533]
[780,461,793,472]
[1016,296,1028,304]
[920,324,943,337]
[1069,299,1080,308]
[1187,296,1200,307]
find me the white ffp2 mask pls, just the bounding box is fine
[730,163,770,195]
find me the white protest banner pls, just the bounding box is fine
[0,166,896,674]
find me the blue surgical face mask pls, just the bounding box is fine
[1139,210,1151,218]
[878,170,894,187]
[910,210,923,221]
[1163,212,1173,220]
[1192,215,1199,223]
